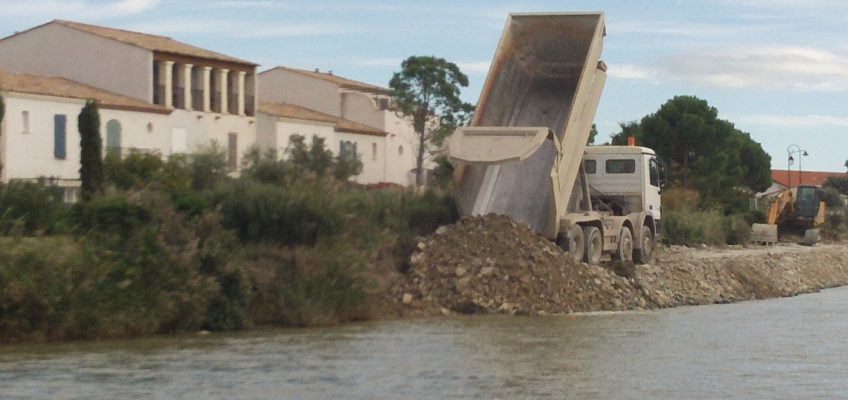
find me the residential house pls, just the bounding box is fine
[258,66,417,185]
[0,20,259,171]
[0,69,171,200]
[258,102,389,184]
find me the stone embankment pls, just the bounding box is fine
[393,215,848,316]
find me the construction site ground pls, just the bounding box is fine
[390,215,848,316]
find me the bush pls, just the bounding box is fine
[191,143,229,191]
[215,180,343,245]
[723,214,752,245]
[103,151,165,190]
[244,241,373,327]
[68,194,152,236]
[662,209,727,246]
[0,181,65,235]
[0,192,250,341]
[661,188,700,212]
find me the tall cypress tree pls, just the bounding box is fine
[79,100,102,200]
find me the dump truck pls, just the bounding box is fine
[751,185,827,245]
[447,12,664,264]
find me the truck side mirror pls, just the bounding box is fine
[658,159,668,189]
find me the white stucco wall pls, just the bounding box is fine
[258,69,340,116]
[168,109,257,169]
[0,23,153,102]
[99,109,171,155]
[341,91,384,129]
[0,93,170,183]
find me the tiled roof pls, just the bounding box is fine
[259,101,387,137]
[51,20,256,66]
[772,169,846,188]
[264,66,391,94]
[0,69,171,114]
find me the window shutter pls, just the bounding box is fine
[54,114,66,159]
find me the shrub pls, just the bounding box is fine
[661,188,700,212]
[191,143,229,191]
[244,241,373,327]
[103,150,165,190]
[723,214,752,245]
[662,209,726,246]
[68,194,152,236]
[0,181,65,235]
[215,180,343,245]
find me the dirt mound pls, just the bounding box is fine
[395,215,643,315]
[391,215,848,317]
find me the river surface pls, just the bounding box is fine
[2,287,848,399]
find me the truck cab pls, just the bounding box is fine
[583,146,663,221]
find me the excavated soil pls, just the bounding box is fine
[391,215,848,316]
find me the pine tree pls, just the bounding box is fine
[79,100,103,200]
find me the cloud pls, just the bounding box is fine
[607,64,656,80]
[737,114,848,128]
[127,19,361,38]
[457,61,490,74]
[665,46,848,92]
[351,58,402,67]
[0,0,158,20]
[612,20,778,38]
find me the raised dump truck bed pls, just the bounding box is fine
[451,12,607,240]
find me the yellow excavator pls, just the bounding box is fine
[752,185,827,245]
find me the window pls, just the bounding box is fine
[53,114,66,159]
[340,140,356,157]
[22,111,30,134]
[649,158,660,187]
[228,132,238,171]
[106,119,122,158]
[584,159,596,174]
[605,159,635,174]
[372,143,377,161]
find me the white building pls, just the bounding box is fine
[258,101,391,184]
[259,66,418,185]
[0,69,172,199]
[0,20,259,171]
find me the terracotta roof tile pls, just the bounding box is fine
[0,69,170,114]
[259,101,387,137]
[265,66,391,94]
[772,169,846,188]
[53,20,256,66]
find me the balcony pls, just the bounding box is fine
[153,84,165,106]
[228,94,238,114]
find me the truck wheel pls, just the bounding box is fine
[634,225,654,264]
[612,227,633,263]
[557,224,584,263]
[583,226,602,265]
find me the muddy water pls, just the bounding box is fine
[3,287,848,399]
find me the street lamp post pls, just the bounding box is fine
[787,144,808,188]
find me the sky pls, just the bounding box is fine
[1,0,846,172]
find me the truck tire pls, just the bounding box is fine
[634,225,654,264]
[612,227,633,263]
[583,226,602,265]
[557,224,584,263]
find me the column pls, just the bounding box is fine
[202,66,212,112]
[218,68,229,114]
[181,64,193,111]
[237,71,246,116]
[160,60,174,108]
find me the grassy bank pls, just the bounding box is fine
[0,140,457,342]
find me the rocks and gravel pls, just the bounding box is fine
[392,215,848,316]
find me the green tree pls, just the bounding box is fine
[79,100,102,200]
[587,123,598,145]
[191,142,229,191]
[611,96,772,209]
[390,56,474,186]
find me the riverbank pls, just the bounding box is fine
[391,215,848,316]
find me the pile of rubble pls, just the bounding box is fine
[392,215,848,316]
